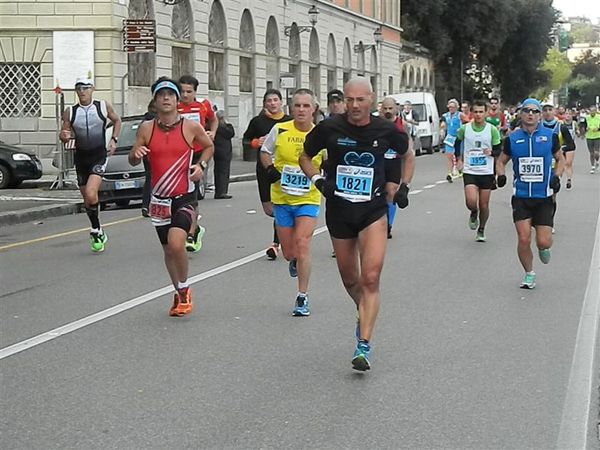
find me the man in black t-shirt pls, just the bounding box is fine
[300,77,415,371]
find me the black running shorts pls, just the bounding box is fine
[511,196,554,227]
[155,193,198,245]
[256,162,272,203]
[326,196,387,239]
[75,155,106,186]
[463,173,495,190]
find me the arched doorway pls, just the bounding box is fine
[308,29,320,101]
[171,0,194,80]
[208,0,227,108]
[326,34,337,91]
[127,0,155,87]
[342,38,352,85]
[238,9,256,134]
[265,16,280,90]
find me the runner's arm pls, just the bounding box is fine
[300,125,326,180]
[259,125,277,169]
[128,121,151,165]
[552,134,565,178]
[560,124,576,151]
[59,109,72,143]
[190,121,214,164]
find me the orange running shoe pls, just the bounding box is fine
[171,287,193,316]
[169,292,181,316]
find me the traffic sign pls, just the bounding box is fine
[123,19,156,53]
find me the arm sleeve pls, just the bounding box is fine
[492,142,503,157]
[502,136,512,156]
[560,125,575,151]
[260,125,277,156]
[551,134,561,155]
[303,122,327,158]
[242,118,257,141]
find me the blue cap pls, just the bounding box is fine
[521,98,541,111]
[152,80,180,99]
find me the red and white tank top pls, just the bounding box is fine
[148,120,195,198]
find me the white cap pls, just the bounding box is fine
[541,100,554,108]
[74,77,93,87]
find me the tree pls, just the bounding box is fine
[570,22,599,44]
[533,48,572,99]
[572,50,600,78]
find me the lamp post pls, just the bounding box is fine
[284,5,319,37]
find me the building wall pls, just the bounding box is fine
[0,0,433,166]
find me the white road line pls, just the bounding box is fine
[0,226,328,361]
[408,190,423,195]
[0,195,80,203]
[423,184,436,189]
[435,180,447,184]
[557,209,600,450]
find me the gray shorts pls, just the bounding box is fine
[587,138,600,153]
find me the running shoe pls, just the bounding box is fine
[538,248,551,264]
[288,259,298,278]
[475,229,486,242]
[387,224,392,239]
[591,166,596,174]
[566,179,572,189]
[266,243,279,260]
[352,340,371,371]
[90,232,107,253]
[185,225,205,253]
[468,211,479,230]
[355,315,360,340]
[519,272,536,290]
[169,288,193,316]
[458,170,463,178]
[292,295,310,316]
[331,250,336,258]
[446,173,453,183]
[141,207,150,218]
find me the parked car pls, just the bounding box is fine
[0,141,43,189]
[389,92,441,155]
[99,115,147,208]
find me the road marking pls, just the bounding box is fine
[0,226,329,360]
[408,189,423,195]
[423,184,436,189]
[435,180,447,184]
[0,195,80,203]
[0,216,142,252]
[557,209,600,449]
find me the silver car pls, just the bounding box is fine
[99,115,147,208]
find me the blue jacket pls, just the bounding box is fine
[504,124,559,198]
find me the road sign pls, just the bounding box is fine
[123,19,156,53]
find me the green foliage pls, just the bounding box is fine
[572,50,600,78]
[540,48,572,90]
[570,23,599,44]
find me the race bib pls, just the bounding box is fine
[444,134,457,147]
[335,164,374,202]
[468,149,487,166]
[149,195,172,227]
[518,157,544,182]
[280,165,310,196]
[180,112,200,123]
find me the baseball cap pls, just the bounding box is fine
[541,100,554,108]
[74,77,93,88]
[327,89,344,104]
[521,98,542,111]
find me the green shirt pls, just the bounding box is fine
[456,122,501,145]
[585,114,600,140]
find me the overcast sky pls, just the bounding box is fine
[553,0,600,22]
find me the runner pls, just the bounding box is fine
[440,99,462,182]
[460,101,473,124]
[380,97,413,239]
[496,98,564,289]
[128,77,214,316]
[326,89,346,117]
[243,89,292,260]
[486,96,507,134]
[59,77,121,253]
[178,75,217,253]
[540,102,576,189]
[453,100,502,242]
[259,89,324,316]
[582,105,600,173]
[299,77,415,371]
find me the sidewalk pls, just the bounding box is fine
[0,159,257,227]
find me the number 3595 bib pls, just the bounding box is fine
[335,165,374,202]
[518,157,544,183]
[280,165,310,196]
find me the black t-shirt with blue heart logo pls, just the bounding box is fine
[304,113,408,203]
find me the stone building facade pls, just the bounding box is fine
[0,0,434,167]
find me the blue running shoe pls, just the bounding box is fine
[352,340,371,371]
[355,315,360,340]
[288,259,298,278]
[292,294,310,316]
[538,248,551,264]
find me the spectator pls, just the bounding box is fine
[213,110,235,199]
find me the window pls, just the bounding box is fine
[172,47,193,81]
[343,71,351,85]
[239,56,253,92]
[309,66,320,99]
[327,69,336,91]
[388,76,393,95]
[0,63,41,118]
[128,53,155,87]
[209,52,224,90]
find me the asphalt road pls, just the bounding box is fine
[1,142,599,450]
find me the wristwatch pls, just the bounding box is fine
[110,136,118,143]
[199,160,208,170]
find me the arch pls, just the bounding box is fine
[356,42,365,75]
[370,47,377,73]
[416,68,421,88]
[171,0,193,40]
[309,28,320,63]
[208,0,227,46]
[400,65,407,89]
[327,34,336,66]
[408,66,414,88]
[265,16,280,56]
[423,68,429,88]
[342,38,352,69]
[288,23,301,60]
[429,70,434,89]
[239,9,255,51]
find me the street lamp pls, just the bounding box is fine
[354,26,383,52]
[284,5,319,37]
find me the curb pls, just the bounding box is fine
[0,173,257,227]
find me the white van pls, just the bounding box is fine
[389,92,441,155]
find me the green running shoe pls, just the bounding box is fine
[352,340,371,371]
[475,229,486,242]
[538,248,551,264]
[468,211,479,230]
[186,225,205,253]
[90,232,107,253]
[520,272,536,289]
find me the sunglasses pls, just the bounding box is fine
[521,108,541,114]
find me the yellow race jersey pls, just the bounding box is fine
[263,120,324,206]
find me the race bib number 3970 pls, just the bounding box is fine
[518,157,544,182]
